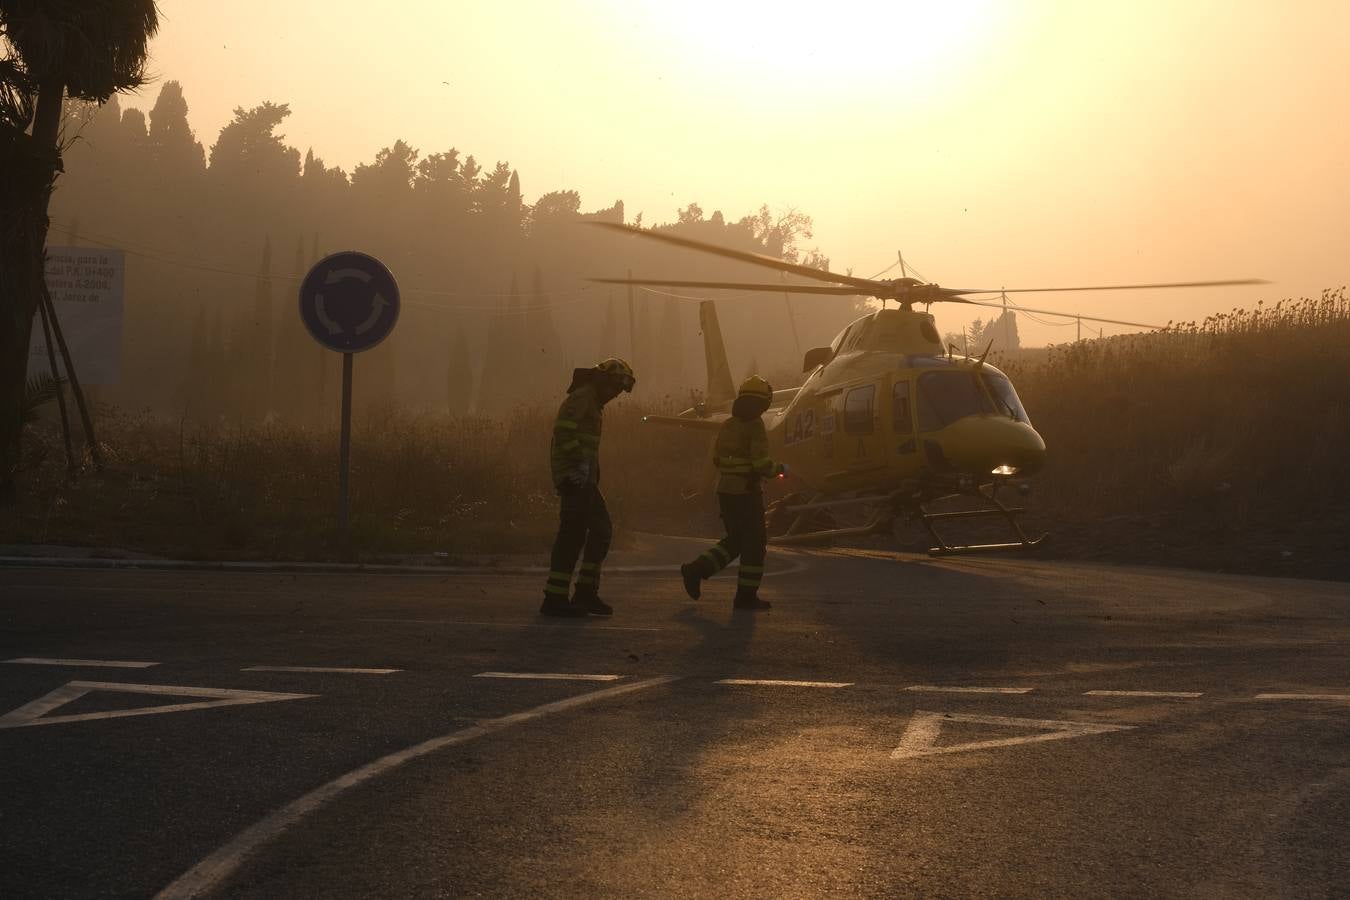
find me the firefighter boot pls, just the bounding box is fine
[540,593,588,618]
[732,587,771,611]
[680,558,712,600]
[571,584,613,616]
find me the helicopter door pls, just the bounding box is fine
[893,378,917,454]
[842,383,884,472]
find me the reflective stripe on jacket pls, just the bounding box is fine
[713,416,774,495]
[550,382,603,487]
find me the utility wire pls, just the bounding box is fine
[959,294,1161,330]
[1013,309,1076,327]
[866,258,900,279]
[44,222,597,306]
[45,222,1158,329]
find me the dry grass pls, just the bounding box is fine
[4,400,716,561]
[1006,289,1350,512]
[6,289,1349,577]
[1000,288,1350,577]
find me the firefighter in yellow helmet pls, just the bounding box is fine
[541,357,636,617]
[680,375,781,610]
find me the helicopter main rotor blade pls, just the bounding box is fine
[958,298,1165,330]
[951,278,1269,295]
[587,221,884,292]
[590,277,860,296]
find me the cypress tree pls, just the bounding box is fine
[526,265,563,401]
[446,327,473,416]
[661,295,684,393]
[310,235,327,419]
[270,235,309,420]
[476,272,518,414]
[600,293,617,361]
[503,273,525,407]
[635,291,652,394]
[226,298,251,420]
[506,169,523,231]
[206,306,225,420]
[370,341,397,414]
[146,81,205,177]
[251,237,275,420]
[187,306,208,416]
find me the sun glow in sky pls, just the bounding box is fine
[622,1,1005,103]
[121,1,1349,344]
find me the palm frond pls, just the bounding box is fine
[0,0,160,101]
[0,55,36,129]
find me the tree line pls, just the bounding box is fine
[2,0,859,501]
[45,82,864,425]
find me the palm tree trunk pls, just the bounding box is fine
[0,80,63,504]
[32,80,65,153]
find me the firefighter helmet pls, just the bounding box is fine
[595,357,636,392]
[737,375,773,401]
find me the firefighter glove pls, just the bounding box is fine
[561,459,592,489]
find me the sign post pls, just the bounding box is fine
[338,351,354,537]
[298,251,400,559]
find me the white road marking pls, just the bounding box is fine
[3,657,159,668]
[360,617,664,633]
[891,710,1136,760]
[903,685,1033,694]
[153,676,675,900]
[717,679,854,688]
[474,671,623,681]
[1085,690,1203,698]
[0,681,315,729]
[1254,692,1350,702]
[241,666,401,675]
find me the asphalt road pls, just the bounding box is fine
[2,541,1348,899]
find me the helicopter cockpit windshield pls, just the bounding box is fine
[980,372,1031,424]
[917,371,993,430]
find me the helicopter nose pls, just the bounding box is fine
[997,420,1047,476]
[941,417,1046,477]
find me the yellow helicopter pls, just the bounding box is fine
[591,222,1264,554]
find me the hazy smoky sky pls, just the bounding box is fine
[121,0,1349,344]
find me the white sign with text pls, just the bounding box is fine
[27,246,125,385]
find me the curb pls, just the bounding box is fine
[0,556,530,575]
[0,555,806,578]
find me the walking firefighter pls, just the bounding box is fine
[681,375,782,611]
[540,357,636,618]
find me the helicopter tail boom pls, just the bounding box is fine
[641,414,724,431]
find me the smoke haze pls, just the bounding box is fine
[109,1,1348,348]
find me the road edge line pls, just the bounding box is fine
[153,675,677,900]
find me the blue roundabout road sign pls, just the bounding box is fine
[299,251,400,353]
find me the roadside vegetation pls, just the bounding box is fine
[1002,288,1350,578]
[5,290,1348,579]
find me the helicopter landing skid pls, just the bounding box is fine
[921,483,1046,556]
[769,492,894,547]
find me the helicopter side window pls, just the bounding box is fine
[844,385,875,434]
[917,371,994,431]
[829,324,853,359]
[981,372,1031,424]
[893,381,913,434]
